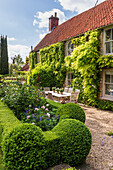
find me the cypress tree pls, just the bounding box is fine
[0,35,9,74]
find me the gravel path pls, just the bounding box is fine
[47,104,113,170]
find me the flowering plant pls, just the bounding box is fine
[24,104,60,131]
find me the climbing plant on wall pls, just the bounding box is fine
[29,52,37,70]
[29,42,66,88]
[65,30,101,105]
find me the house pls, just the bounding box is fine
[31,0,113,101]
[20,63,29,71]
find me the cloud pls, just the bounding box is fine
[34,8,66,29]
[8,44,31,63]
[39,33,47,39]
[7,37,16,41]
[56,0,105,13]
[33,19,38,26]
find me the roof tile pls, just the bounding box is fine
[34,0,113,52]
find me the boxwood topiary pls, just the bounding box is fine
[2,123,47,170]
[52,119,92,166]
[56,103,85,123]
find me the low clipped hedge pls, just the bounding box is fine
[52,119,92,166]
[56,103,86,123]
[0,101,91,169]
[2,124,46,170]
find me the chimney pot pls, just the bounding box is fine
[55,12,57,17]
[49,12,59,32]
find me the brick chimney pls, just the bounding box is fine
[49,12,59,31]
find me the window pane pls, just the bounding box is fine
[105,29,111,41]
[111,75,113,83]
[105,74,110,82]
[106,42,111,53]
[112,29,113,40]
[105,84,110,95]
[109,84,113,96]
[112,42,113,53]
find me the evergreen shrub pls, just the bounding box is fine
[2,124,46,170]
[56,103,85,123]
[52,119,92,166]
[1,101,92,169]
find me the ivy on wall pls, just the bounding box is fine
[29,42,66,88]
[29,52,37,70]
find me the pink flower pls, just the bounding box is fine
[27,115,30,119]
[35,108,39,111]
[46,108,49,111]
[41,106,45,109]
[32,122,35,125]
[46,113,50,117]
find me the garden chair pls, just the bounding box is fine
[64,87,68,93]
[70,89,80,103]
[48,92,53,100]
[68,88,73,93]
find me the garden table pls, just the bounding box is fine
[46,91,71,103]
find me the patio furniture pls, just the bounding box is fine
[44,87,50,95]
[70,89,80,102]
[64,87,68,92]
[48,92,53,100]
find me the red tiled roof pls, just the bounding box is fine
[34,0,113,52]
[20,63,29,71]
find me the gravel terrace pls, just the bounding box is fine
[47,104,113,170]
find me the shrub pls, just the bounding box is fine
[1,101,92,169]
[56,103,85,123]
[51,119,92,166]
[2,124,46,170]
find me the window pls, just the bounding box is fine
[37,52,40,63]
[67,41,74,55]
[66,72,74,87]
[104,28,113,54]
[103,70,113,97]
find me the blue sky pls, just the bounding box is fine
[0,0,105,63]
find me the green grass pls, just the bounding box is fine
[47,98,63,109]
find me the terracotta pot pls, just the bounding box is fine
[60,92,63,95]
[57,91,59,94]
[53,90,55,93]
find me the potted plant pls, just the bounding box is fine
[52,87,56,93]
[60,88,64,95]
[56,88,60,94]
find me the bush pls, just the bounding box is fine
[2,124,46,170]
[56,103,85,123]
[1,101,92,169]
[51,119,92,166]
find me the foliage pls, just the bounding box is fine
[70,30,100,105]
[56,103,85,123]
[0,82,48,120]
[29,52,37,70]
[46,98,63,109]
[2,124,46,170]
[97,55,113,69]
[96,98,113,111]
[0,97,91,169]
[107,130,113,136]
[28,42,66,88]
[29,64,56,88]
[52,119,92,166]
[0,36,8,74]
[23,105,60,131]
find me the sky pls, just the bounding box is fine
[0,0,105,63]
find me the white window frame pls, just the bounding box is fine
[66,40,74,56]
[103,26,113,55]
[66,72,74,87]
[102,69,113,101]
